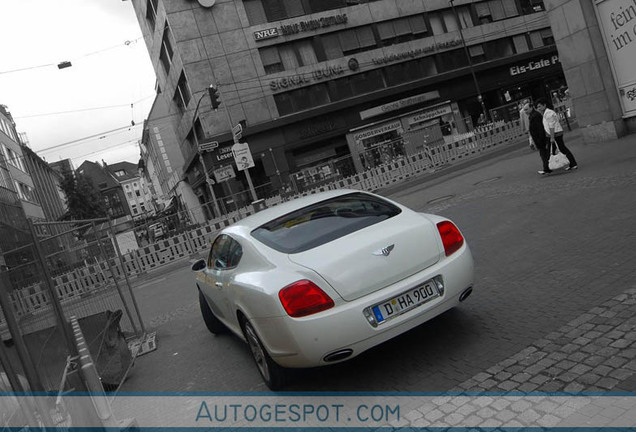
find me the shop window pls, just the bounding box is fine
[159,22,174,75]
[409,15,428,35]
[428,12,446,35]
[468,44,486,63]
[512,34,529,53]
[173,72,191,112]
[260,47,284,74]
[146,0,158,31]
[244,0,267,25]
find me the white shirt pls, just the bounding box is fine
[542,108,563,135]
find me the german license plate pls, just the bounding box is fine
[371,281,439,324]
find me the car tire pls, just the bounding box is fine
[242,319,286,391]
[198,289,226,334]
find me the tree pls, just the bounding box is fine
[59,169,107,220]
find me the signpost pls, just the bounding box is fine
[231,123,258,202]
[198,141,218,152]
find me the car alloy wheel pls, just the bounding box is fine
[242,320,285,390]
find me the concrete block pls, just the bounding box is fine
[243,98,274,124]
[563,0,587,34]
[184,60,213,91]
[581,61,605,95]
[368,0,399,21]
[212,1,241,33]
[548,6,570,41]
[202,34,226,59]
[169,10,201,41]
[396,0,424,16]
[346,4,374,27]
[177,39,205,64]
[194,8,218,36]
[219,29,249,54]
[557,30,595,67]
[227,52,258,82]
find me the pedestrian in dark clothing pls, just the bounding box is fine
[523,103,551,174]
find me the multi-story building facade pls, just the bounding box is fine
[131,0,564,215]
[21,145,67,222]
[50,159,75,178]
[0,105,44,221]
[107,161,156,220]
[76,161,130,219]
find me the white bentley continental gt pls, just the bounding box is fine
[192,189,474,389]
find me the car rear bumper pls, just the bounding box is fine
[250,244,474,368]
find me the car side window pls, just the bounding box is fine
[207,235,243,270]
[207,235,229,268]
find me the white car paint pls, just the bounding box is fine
[194,189,474,376]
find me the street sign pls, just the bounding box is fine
[206,178,216,186]
[232,142,255,171]
[232,123,243,142]
[214,165,236,183]
[199,141,219,152]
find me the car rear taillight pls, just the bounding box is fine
[279,280,334,318]
[436,221,464,257]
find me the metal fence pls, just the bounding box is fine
[0,217,145,413]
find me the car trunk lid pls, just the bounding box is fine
[288,212,442,301]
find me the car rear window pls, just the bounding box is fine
[251,193,401,253]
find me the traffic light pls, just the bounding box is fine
[208,85,221,110]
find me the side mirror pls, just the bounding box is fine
[191,259,206,272]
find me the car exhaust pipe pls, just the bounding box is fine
[323,349,353,363]
[459,287,473,302]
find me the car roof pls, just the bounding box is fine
[228,189,372,232]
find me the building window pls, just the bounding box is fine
[321,33,344,60]
[428,12,446,35]
[279,45,300,69]
[468,44,487,63]
[146,0,158,31]
[159,23,174,75]
[173,72,192,112]
[519,0,545,14]
[244,0,267,25]
[409,15,429,34]
[540,28,555,45]
[512,34,530,53]
[127,192,133,198]
[456,6,474,28]
[260,47,284,74]
[115,170,126,177]
[442,10,459,32]
[136,190,141,197]
[436,48,470,71]
[484,38,514,60]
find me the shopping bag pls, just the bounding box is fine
[548,142,569,170]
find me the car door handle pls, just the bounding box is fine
[215,282,223,288]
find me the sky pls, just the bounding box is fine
[0,0,157,169]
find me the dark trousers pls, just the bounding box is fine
[551,135,577,167]
[537,142,551,171]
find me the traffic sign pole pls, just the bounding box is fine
[217,83,258,202]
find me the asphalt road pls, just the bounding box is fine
[119,133,636,393]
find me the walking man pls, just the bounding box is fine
[523,103,550,174]
[535,97,578,171]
